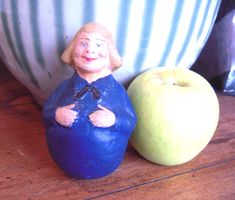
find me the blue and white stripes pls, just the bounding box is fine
[0,0,221,103]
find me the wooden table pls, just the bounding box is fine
[0,66,234,200]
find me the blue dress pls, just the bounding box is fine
[42,72,136,179]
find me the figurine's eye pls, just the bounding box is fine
[96,43,103,48]
[80,41,88,47]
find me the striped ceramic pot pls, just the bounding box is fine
[0,0,221,105]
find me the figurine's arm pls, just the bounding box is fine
[112,98,137,135]
[89,84,136,134]
[42,80,71,127]
[112,84,137,135]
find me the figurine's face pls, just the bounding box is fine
[73,32,110,73]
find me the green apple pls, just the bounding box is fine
[127,68,219,166]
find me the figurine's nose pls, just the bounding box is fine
[86,45,95,54]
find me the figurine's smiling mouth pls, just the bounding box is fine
[82,56,98,62]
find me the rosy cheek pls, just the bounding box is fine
[98,50,108,58]
[74,50,84,58]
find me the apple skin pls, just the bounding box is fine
[127,68,219,166]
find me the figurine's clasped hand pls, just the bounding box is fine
[55,104,78,127]
[89,105,115,128]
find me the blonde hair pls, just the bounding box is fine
[61,22,122,71]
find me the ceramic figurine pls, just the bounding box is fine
[42,22,137,179]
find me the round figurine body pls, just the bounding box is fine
[42,23,136,179]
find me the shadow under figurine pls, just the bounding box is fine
[42,22,137,179]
